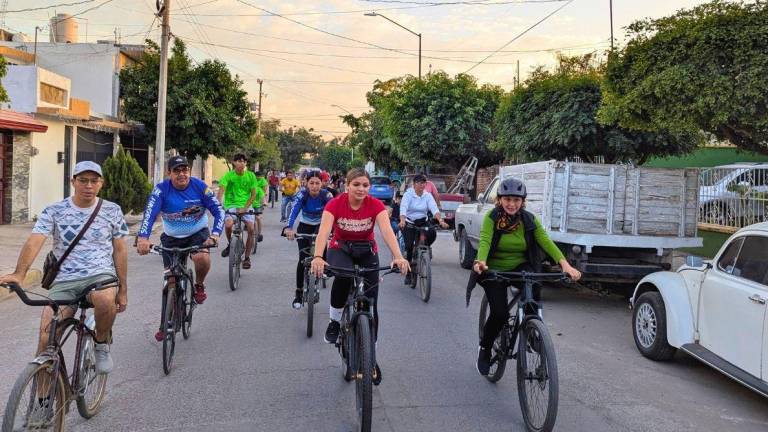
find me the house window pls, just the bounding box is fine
[40,83,67,107]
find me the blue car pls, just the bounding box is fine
[369,176,394,205]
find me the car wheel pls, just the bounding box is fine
[632,292,677,361]
[459,228,476,270]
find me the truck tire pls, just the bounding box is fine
[459,228,476,269]
[632,292,677,361]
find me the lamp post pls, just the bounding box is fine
[364,12,421,79]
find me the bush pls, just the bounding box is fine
[100,146,152,214]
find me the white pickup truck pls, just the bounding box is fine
[454,161,703,292]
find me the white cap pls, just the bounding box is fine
[73,161,103,177]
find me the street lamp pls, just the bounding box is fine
[364,11,421,79]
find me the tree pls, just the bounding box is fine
[120,39,257,162]
[599,1,768,154]
[0,56,9,103]
[243,133,282,170]
[316,144,353,173]
[276,126,324,168]
[100,146,152,214]
[377,72,504,170]
[494,54,699,164]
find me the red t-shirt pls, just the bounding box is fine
[268,175,280,186]
[325,193,386,251]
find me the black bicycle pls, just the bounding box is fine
[226,209,257,290]
[293,233,327,337]
[405,221,434,302]
[323,264,399,432]
[477,271,567,432]
[150,244,214,374]
[1,278,118,432]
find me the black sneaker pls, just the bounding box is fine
[221,245,230,258]
[373,363,382,386]
[324,320,340,344]
[257,234,264,242]
[477,346,491,376]
[292,292,303,309]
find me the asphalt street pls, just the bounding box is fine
[0,206,767,432]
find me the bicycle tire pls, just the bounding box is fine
[305,270,314,338]
[162,288,176,375]
[76,331,108,418]
[418,249,431,303]
[251,224,258,256]
[517,318,559,432]
[355,314,374,432]
[182,275,193,339]
[342,313,354,382]
[2,361,66,432]
[478,294,508,383]
[228,237,241,291]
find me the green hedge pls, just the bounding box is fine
[644,147,768,169]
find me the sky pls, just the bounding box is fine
[4,0,708,139]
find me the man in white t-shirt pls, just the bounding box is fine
[0,161,129,376]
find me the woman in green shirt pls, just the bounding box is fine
[473,177,581,376]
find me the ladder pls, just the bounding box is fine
[447,156,478,194]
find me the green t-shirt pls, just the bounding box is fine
[253,177,267,208]
[220,170,257,209]
[255,176,268,196]
[476,210,565,270]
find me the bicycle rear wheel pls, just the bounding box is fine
[517,318,559,432]
[162,288,176,375]
[478,294,508,383]
[228,237,242,291]
[418,250,431,303]
[2,361,66,432]
[305,269,314,338]
[76,331,108,418]
[355,314,374,432]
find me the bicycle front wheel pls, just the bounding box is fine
[162,288,177,375]
[478,294,508,383]
[228,238,242,291]
[517,318,559,432]
[181,275,194,339]
[355,315,374,432]
[418,250,431,303]
[76,332,108,418]
[2,361,66,432]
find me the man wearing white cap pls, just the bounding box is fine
[0,161,129,375]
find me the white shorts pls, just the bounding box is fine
[225,208,256,224]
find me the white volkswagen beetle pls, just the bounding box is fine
[630,222,768,397]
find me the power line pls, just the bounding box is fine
[465,0,576,73]
[5,0,95,13]
[361,0,567,4]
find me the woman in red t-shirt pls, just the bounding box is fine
[311,169,410,380]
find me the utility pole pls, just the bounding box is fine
[257,78,263,137]
[609,0,614,51]
[154,0,171,184]
[516,60,520,89]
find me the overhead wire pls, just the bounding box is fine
[5,0,96,13]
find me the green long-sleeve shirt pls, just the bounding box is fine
[476,211,565,271]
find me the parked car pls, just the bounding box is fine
[630,222,768,397]
[369,176,394,204]
[399,174,465,227]
[699,163,768,227]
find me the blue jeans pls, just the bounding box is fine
[281,195,295,221]
[390,220,405,254]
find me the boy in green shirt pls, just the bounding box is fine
[253,170,269,242]
[217,153,258,269]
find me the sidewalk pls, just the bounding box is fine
[0,213,145,302]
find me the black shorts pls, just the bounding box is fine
[160,228,210,267]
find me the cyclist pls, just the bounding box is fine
[388,191,405,254]
[320,170,339,197]
[472,177,581,376]
[268,170,280,208]
[217,153,259,269]
[310,168,410,385]
[253,169,268,242]
[280,170,300,222]
[0,161,128,375]
[399,174,449,284]
[284,170,333,308]
[136,155,224,342]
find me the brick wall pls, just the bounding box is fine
[475,165,500,196]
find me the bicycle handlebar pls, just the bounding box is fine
[323,264,401,277]
[150,243,217,255]
[482,270,569,283]
[0,278,119,308]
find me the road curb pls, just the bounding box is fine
[0,268,42,303]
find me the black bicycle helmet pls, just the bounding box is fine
[497,176,527,198]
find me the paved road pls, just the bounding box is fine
[1,206,767,431]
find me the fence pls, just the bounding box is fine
[697,165,768,232]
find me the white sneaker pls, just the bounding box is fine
[94,343,114,375]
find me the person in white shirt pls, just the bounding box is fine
[398,174,449,284]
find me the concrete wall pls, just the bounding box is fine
[1,65,37,113]
[36,68,71,109]
[28,119,67,219]
[10,132,31,223]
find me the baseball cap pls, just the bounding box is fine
[73,161,103,177]
[167,155,189,171]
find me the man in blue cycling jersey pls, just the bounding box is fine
[136,156,224,342]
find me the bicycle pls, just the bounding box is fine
[323,264,399,432]
[150,244,214,375]
[405,221,435,303]
[268,186,278,208]
[291,233,326,338]
[477,271,568,432]
[1,278,118,432]
[251,207,263,257]
[225,209,256,290]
